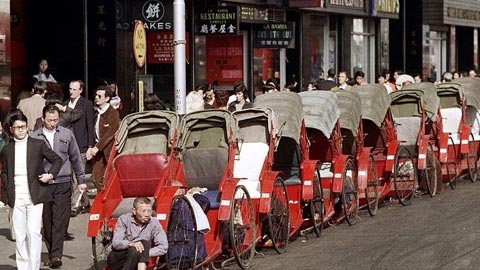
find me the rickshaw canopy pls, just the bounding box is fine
[402,82,440,121]
[178,109,235,151]
[335,90,362,136]
[390,90,424,118]
[254,92,303,143]
[299,91,339,138]
[453,77,480,110]
[352,84,391,127]
[436,82,464,109]
[233,108,274,144]
[115,110,179,155]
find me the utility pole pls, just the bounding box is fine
[174,0,186,115]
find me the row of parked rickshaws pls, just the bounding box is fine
[86,77,480,270]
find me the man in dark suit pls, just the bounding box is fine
[66,80,94,214]
[86,86,120,190]
[316,68,337,90]
[1,109,62,270]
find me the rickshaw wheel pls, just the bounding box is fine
[311,167,324,237]
[166,195,199,270]
[447,137,458,190]
[366,154,379,216]
[267,177,290,254]
[423,146,438,197]
[393,147,417,206]
[231,185,256,269]
[467,133,478,182]
[342,158,359,226]
[91,220,113,270]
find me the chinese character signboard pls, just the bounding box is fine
[147,32,190,64]
[197,6,238,35]
[206,35,243,86]
[253,22,295,48]
[116,0,173,31]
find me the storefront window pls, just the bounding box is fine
[351,18,375,83]
[423,26,447,82]
[302,14,335,90]
[0,0,11,119]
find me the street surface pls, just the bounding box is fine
[0,179,479,270]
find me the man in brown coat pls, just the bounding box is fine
[86,86,120,190]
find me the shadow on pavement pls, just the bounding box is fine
[0,265,16,270]
[0,228,14,241]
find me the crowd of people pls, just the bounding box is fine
[306,67,480,93]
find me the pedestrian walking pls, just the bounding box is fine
[31,105,86,269]
[86,86,120,190]
[1,109,62,270]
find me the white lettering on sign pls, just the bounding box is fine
[142,0,165,23]
[329,0,364,8]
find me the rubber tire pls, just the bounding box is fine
[424,146,438,197]
[231,185,256,269]
[166,195,199,270]
[267,177,290,254]
[342,158,359,226]
[467,133,478,183]
[91,223,112,270]
[447,136,458,190]
[393,147,417,206]
[366,154,379,216]
[311,167,324,237]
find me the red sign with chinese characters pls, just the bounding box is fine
[147,32,189,64]
[206,35,243,86]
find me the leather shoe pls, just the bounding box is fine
[70,208,78,217]
[79,205,91,214]
[64,233,75,241]
[50,257,62,269]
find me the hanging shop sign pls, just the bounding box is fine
[116,0,172,31]
[133,20,147,68]
[288,0,324,8]
[196,6,238,35]
[206,35,244,86]
[147,32,190,64]
[253,22,295,48]
[368,0,399,18]
[326,0,364,10]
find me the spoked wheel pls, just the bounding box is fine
[447,137,458,190]
[365,154,379,216]
[166,195,200,270]
[310,167,324,237]
[341,158,359,226]
[91,220,113,270]
[267,177,290,254]
[467,133,478,182]
[393,146,417,206]
[423,145,438,197]
[230,185,256,269]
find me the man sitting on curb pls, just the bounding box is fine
[107,197,168,270]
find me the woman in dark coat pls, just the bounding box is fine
[228,82,253,112]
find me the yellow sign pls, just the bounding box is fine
[133,20,147,68]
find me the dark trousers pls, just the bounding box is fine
[43,182,72,259]
[108,240,151,270]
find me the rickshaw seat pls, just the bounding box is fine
[234,142,269,198]
[395,117,421,147]
[441,107,462,145]
[114,153,168,198]
[183,148,228,191]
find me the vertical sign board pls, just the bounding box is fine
[133,20,146,68]
[206,35,243,86]
[147,32,190,63]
